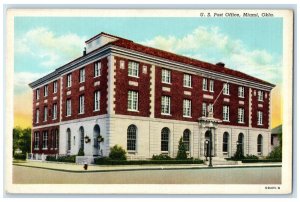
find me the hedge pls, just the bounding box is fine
[13,153,26,160]
[94,158,203,165]
[46,155,76,163]
[241,159,282,163]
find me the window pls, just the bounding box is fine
[128,61,139,77]
[183,74,192,87]
[183,99,192,117]
[79,68,85,83]
[161,96,171,115]
[223,83,230,95]
[67,128,71,151]
[202,102,207,117]
[128,91,138,111]
[53,81,58,93]
[55,129,59,149]
[53,103,57,120]
[36,89,40,100]
[183,129,190,151]
[66,99,71,116]
[127,125,137,151]
[257,111,263,125]
[67,73,72,87]
[202,78,208,91]
[238,86,245,98]
[238,108,244,123]
[44,106,48,121]
[94,62,101,77]
[79,127,84,150]
[42,131,48,149]
[257,134,263,154]
[258,90,264,101]
[36,109,39,123]
[34,132,39,149]
[209,80,214,92]
[161,127,170,152]
[223,132,229,153]
[223,105,230,121]
[208,103,213,115]
[238,133,244,155]
[94,91,100,111]
[79,95,85,114]
[44,85,48,97]
[162,69,171,84]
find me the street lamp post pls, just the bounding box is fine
[208,122,214,167]
[205,140,209,161]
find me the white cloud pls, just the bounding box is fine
[14,71,46,93]
[141,26,282,84]
[15,27,86,69]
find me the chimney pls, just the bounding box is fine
[216,62,225,67]
[83,47,86,56]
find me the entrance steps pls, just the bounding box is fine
[203,157,238,166]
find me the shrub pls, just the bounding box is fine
[244,154,259,160]
[13,153,26,160]
[176,137,187,160]
[267,146,282,160]
[232,145,244,160]
[109,145,127,160]
[152,154,172,160]
[94,158,204,165]
[77,148,85,156]
[242,159,282,163]
[46,155,76,163]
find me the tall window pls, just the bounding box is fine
[238,108,244,123]
[53,103,57,120]
[162,69,171,84]
[34,132,39,149]
[183,99,192,117]
[238,86,245,98]
[257,134,263,154]
[209,80,214,92]
[202,102,207,117]
[223,83,230,95]
[55,129,59,149]
[36,109,39,123]
[42,131,48,149]
[67,128,71,151]
[183,129,190,151]
[257,111,263,125]
[222,132,229,153]
[66,99,71,116]
[238,133,244,155]
[183,74,192,87]
[94,62,101,77]
[161,96,171,115]
[67,73,72,87]
[258,90,264,101]
[128,61,139,77]
[161,127,170,152]
[202,78,208,91]
[127,125,137,151]
[44,85,48,97]
[36,88,40,100]
[79,68,85,83]
[44,106,48,121]
[208,103,213,114]
[127,91,138,111]
[94,91,100,111]
[223,105,230,121]
[79,95,85,114]
[79,127,84,150]
[53,81,58,93]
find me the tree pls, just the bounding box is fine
[233,144,244,160]
[13,127,31,155]
[109,145,127,160]
[176,137,187,160]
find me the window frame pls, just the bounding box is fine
[36,88,40,100]
[161,127,170,152]
[223,105,230,121]
[128,61,139,77]
[258,90,264,101]
[127,91,139,111]
[162,69,171,84]
[43,106,48,122]
[202,102,207,117]
[209,80,214,92]
[34,132,39,150]
[202,78,208,91]
[183,74,192,88]
[42,131,48,150]
[223,83,230,95]
[79,68,85,83]
[257,111,263,125]
[94,62,101,77]
[222,132,229,153]
[238,107,245,123]
[66,99,71,116]
[161,95,171,115]
[238,86,245,98]
[127,125,137,152]
[257,134,263,155]
[53,81,58,94]
[53,103,57,120]
[36,109,39,123]
[183,129,190,152]
[79,95,85,114]
[67,73,72,88]
[94,91,100,111]
[183,99,192,117]
[44,85,48,97]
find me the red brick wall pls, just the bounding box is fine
[32,79,60,127]
[251,89,270,129]
[61,57,108,121]
[32,125,59,154]
[114,56,151,117]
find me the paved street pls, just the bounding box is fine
[13,165,281,184]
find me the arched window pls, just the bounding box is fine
[223,132,229,153]
[161,127,170,152]
[67,128,71,152]
[79,126,84,150]
[238,133,244,155]
[93,124,100,148]
[127,125,137,151]
[55,129,59,149]
[257,134,263,155]
[183,129,190,151]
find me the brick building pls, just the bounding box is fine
[29,32,275,161]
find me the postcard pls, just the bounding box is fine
[5,8,293,194]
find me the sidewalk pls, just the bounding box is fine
[13,160,282,173]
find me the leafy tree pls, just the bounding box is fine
[13,127,31,155]
[176,137,187,160]
[232,144,244,160]
[77,148,85,156]
[109,145,127,160]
